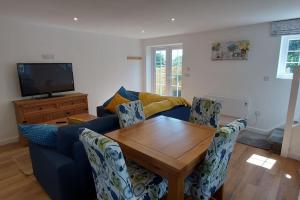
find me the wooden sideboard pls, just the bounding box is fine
[13,93,89,145]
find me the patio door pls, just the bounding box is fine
[152,46,183,96]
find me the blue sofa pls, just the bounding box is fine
[29,105,190,200]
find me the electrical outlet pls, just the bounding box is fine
[255,111,261,117]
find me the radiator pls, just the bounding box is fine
[205,95,249,125]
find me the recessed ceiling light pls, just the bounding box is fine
[285,174,292,179]
[73,17,78,21]
[141,30,145,33]
[171,18,175,22]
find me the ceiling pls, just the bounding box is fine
[0,0,300,39]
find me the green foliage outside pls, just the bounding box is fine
[286,40,300,70]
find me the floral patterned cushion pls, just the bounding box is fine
[189,97,222,128]
[79,128,167,200]
[116,100,146,128]
[184,119,247,200]
[127,161,168,200]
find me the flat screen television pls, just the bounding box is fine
[17,63,75,97]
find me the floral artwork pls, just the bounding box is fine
[212,40,250,60]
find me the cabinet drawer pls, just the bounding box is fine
[60,103,88,111]
[59,98,87,108]
[73,108,89,115]
[22,103,57,114]
[64,110,76,117]
[23,114,52,124]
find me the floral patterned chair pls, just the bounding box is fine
[116,100,146,128]
[79,128,168,200]
[184,119,247,200]
[189,97,222,128]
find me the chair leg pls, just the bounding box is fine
[185,185,224,200]
[212,185,224,200]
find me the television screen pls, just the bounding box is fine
[17,63,74,97]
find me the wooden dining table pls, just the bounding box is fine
[106,116,216,200]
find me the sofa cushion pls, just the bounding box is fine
[102,86,128,107]
[116,100,145,128]
[126,90,139,101]
[57,115,120,156]
[105,93,130,113]
[18,124,58,148]
[103,87,138,107]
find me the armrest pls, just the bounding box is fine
[29,143,81,200]
[96,105,105,117]
[72,141,96,200]
[96,105,114,117]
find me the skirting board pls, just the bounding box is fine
[246,126,269,135]
[0,136,19,146]
[287,151,300,161]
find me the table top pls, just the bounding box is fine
[45,113,97,126]
[68,113,97,123]
[106,116,216,174]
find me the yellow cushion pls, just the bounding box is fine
[105,93,130,113]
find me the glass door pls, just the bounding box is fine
[152,46,183,96]
[154,49,167,96]
[171,49,183,97]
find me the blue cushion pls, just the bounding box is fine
[102,87,138,107]
[126,90,139,101]
[18,124,58,148]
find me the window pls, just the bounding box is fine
[277,35,300,79]
[152,45,183,96]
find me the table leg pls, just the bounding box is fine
[167,175,184,200]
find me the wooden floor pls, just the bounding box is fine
[0,143,299,200]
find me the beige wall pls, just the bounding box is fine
[142,23,300,133]
[0,19,142,144]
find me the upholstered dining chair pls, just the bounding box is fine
[80,128,168,200]
[184,119,247,200]
[116,100,146,128]
[189,97,222,128]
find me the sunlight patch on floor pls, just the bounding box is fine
[246,154,276,169]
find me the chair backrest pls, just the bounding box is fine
[116,100,145,128]
[79,128,136,200]
[189,97,222,128]
[190,119,247,200]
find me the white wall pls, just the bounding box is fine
[0,19,142,144]
[142,23,298,132]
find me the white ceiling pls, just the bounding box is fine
[0,0,300,39]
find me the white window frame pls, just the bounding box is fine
[277,35,300,79]
[151,44,183,96]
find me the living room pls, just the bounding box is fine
[0,1,300,200]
